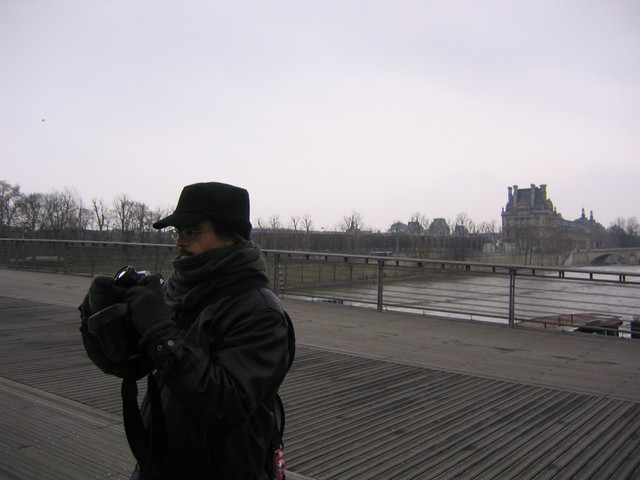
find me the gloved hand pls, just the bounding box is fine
[80,275,128,319]
[124,275,176,345]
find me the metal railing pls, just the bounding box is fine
[264,251,640,338]
[0,238,175,277]
[2,239,639,338]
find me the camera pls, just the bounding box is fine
[114,265,152,288]
[87,265,154,367]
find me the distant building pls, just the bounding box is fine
[427,218,450,236]
[389,222,407,233]
[501,184,603,253]
[407,221,422,234]
[389,221,423,235]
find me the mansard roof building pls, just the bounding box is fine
[501,184,604,253]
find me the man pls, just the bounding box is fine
[79,182,295,480]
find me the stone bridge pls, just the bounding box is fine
[565,247,640,266]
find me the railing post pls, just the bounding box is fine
[377,259,385,311]
[63,243,70,274]
[508,268,516,327]
[273,253,281,296]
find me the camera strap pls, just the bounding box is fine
[121,370,166,469]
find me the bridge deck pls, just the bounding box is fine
[1,269,640,479]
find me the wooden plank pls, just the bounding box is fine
[279,348,640,480]
[0,378,133,479]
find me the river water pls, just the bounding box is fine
[299,264,640,334]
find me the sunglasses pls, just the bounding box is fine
[171,227,211,240]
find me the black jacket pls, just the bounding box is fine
[82,279,294,480]
[138,285,293,479]
[81,243,294,479]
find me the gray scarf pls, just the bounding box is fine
[165,241,269,312]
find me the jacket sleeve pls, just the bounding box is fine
[144,291,292,431]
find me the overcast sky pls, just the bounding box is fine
[2,0,638,231]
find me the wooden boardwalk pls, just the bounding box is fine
[1,269,640,479]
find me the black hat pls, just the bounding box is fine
[153,182,252,239]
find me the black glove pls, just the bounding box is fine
[80,275,128,319]
[124,275,176,345]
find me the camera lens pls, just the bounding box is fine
[114,266,141,287]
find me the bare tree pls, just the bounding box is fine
[268,214,282,230]
[42,188,82,239]
[608,217,640,248]
[339,211,365,233]
[610,217,626,230]
[131,201,153,242]
[477,220,497,235]
[410,212,429,233]
[74,200,93,239]
[112,193,135,241]
[0,180,22,236]
[626,216,639,237]
[151,205,176,243]
[450,213,476,260]
[16,193,44,238]
[92,197,110,233]
[299,214,314,251]
[288,215,301,250]
[339,211,365,253]
[302,214,314,234]
[454,212,475,235]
